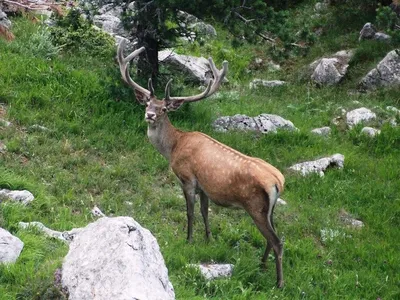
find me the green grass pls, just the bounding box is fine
[1,10,400,300]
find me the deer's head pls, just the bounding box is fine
[117,40,228,126]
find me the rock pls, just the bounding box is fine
[0,140,6,153]
[188,263,234,280]
[359,50,400,91]
[277,198,287,206]
[359,23,391,42]
[213,113,298,134]
[19,222,82,243]
[249,79,286,89]
[339,209,364,229]
[361,126,380,137]
[346,107,376,128]
[91,205,106,217]
[314,1,330,12]
[93,4,130,38]
[386,106,400,114]
[0,189,34,205]
[309,50,354,86]
[311,126,331,136]
[0,228,24,264]
[267,61,281,71]
[0,9,11,30]
[289,153,344,177]
[28,124,50,132]
[0,118,11,127]
[159,49,217,84]
[62,217,175,300]
[177,11,217,39]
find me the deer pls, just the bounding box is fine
[117,39,286,288]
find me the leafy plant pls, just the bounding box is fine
[49,8,115,58]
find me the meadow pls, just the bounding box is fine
[0,8,400,299]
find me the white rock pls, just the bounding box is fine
[213,113,297,134]
[0,189,34,205]
[386,106,400,114]
[277,198,287,206]
[62,217,175,300]
[28,124,50,132]
[0,228,24,264]
[339,210,364,229]
[289,154,344,177]
[0,140,6,152]
[361,127,381,137]
[91,205,106,217]
[311,126,331,136]
[346,107,376,128]
[0,118,11,127]
[189,263,234,280]
[249,79,286,89]
[18,222,82,243]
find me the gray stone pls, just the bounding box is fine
[213,113,297,134]
[189,263,234,280]
[177,11,217,38]
[62,217,175,300]
[159,49,214,84]
[18,221,82,243]
[386,106,400,114]
[93,4,129,38]
[249,79,286,89]
[0,118,11,127]
[91,205,106,217]
[346,107,376,128]
[359,50,400,91]
[309,50,354,85]
[0,189,34,205]
[289,154,345,177]
[0,140,6,153]
[0,228,24,264]
[277,198,287,206]
[361,126,381,137]
[28,124,50,132]
[339,209,364,229]
[359,23,391,42]
[0,9,11,30]
[311,126,331,136]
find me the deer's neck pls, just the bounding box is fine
[147,115,181,161]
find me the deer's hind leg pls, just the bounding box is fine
[199,190,211,241]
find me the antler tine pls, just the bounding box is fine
[148,78,155,96]
[165,79,173,101]
[167,58,227,103]
[117,39,151,98]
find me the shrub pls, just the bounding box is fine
[49,8,115,58]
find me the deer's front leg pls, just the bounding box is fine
[182,184,196,242]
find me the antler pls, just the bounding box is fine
[117,39,152,98]
[164,58,228,103]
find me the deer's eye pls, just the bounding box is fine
[162,107,167,112]
[145,102,150,107]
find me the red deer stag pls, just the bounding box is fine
[117,40,285,288]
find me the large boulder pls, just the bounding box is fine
[359,50,400,91]
[93,4,130,38]
[159,49,214,84]
[309,50,354,86]
[0,228,24,264]
[62,217,175,300]
[213,113,298,134]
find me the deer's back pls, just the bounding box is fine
[170,132,284,207]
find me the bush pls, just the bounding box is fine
[49,8,115,58]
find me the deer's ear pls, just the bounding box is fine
[134,89,148,105]
[166,99,185,111]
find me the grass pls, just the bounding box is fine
[1,8,400,300]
